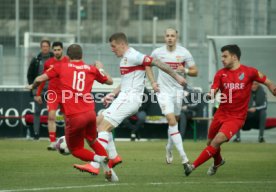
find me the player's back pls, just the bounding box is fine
[58,61,99,115]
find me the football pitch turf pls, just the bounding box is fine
[0,139,276,192]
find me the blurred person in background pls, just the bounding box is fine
[146,28,198,172]
[36,42,69,149]
[27,40,53,140]
[233,81,267,143]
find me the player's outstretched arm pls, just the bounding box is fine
[95,61,113,85]
[263,78,276,96]
[177,65,198,77]
[30,74,49,90]
[151,58,186,86]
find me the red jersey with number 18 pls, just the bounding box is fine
[211,64,266,120]
[46,61,107,116]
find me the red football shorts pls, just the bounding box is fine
[65,110,97,152]
[47,92,64,113]
[208,112,245,140]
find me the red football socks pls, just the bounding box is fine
[90,140,108,157]
[213,147,222,166]
[71,148,96,161]
[49,132,56,142]
[193,145,218,168]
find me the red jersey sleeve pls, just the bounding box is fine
[46,64,60,79]
[37,64,54,96]
[251,67,267,83]
[92,67,108,84]
[142,56,153,66]
[36,82,45,96]
[211,71,222,90]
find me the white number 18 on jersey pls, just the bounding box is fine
[72,71,86,91]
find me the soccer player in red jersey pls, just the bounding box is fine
[36,42,69,150]
[184,44,276,176]
[28,44,118,182]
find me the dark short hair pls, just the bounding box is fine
[40,40,51,47]
[109,32,128,44]
[67,44,82,60]
[52,41,63,49]
[221,44,241,60]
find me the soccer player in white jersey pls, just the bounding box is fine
[73,32,186,175]
[146,28,198,172]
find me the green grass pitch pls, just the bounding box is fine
[0,139,276,192]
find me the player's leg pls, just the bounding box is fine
[107,132,122,168]
[166,113,189,164]
[258,109,266,143]
[47,110,57,150]
[185,118,244,176]
[184,116,222,176]
[74,111,109,175]
[97,112,121,166]
[66,113,103,162]
[33,100,43,140]
[206,119,243,176]
[156,92,174,163]
[99,92,141,166]
[174,93,189,165]
[86,111,108,157]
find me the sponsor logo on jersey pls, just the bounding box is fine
[123,57,128,65]
[176,56,182,62]
[239,72,245,80]
[223,83,245,90]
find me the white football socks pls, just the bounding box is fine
[168,124,189,164]
[97,131,109,149]
[107,132,118,159]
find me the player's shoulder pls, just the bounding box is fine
[151,46,166,57]
[86,64,98,73]
[176,45,188,51]
[176,45,192,55]
[240,64,258,73]
[154,45,166,52]
[62,56,70,62]
[126,47,145,60]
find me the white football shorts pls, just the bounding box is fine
[102,91,142,127]
[156,90,184,116]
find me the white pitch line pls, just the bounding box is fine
[1,181,276,192]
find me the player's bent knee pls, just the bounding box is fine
[211,134,228,147]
